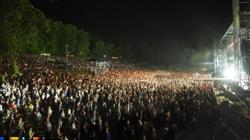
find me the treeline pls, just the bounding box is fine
[0,0,213,66]
[0,0,120,58]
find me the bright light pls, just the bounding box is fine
[243,86,248,90]
[240,81,249,90]
[223,64,236,79]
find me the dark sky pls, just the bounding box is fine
[31,0,232,48]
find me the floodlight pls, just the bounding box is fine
[223,64,236,79]
[243,85,248,90]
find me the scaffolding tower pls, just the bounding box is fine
[214,0,250,89]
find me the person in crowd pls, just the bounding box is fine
[0,56,218,140]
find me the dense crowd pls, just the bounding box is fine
[0,57,218,140]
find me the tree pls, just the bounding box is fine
[0,0,90,58]
[0,0,26,54]
[92,40,105,58]
[91,40,121,58]
[75,30,89,58]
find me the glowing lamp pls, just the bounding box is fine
[223,64,236,79]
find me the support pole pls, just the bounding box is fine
[232,0,240,79]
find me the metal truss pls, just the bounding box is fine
[214,0,250,86]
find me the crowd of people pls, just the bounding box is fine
[0,56,218,140]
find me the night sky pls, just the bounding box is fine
[31,0,232,49]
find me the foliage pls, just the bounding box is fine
[12,58,22,77]
[74,29,90,58]
[0,75,6,84]
[91,40,121,58]
[0,0,90,58]
[0,0,213,65]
